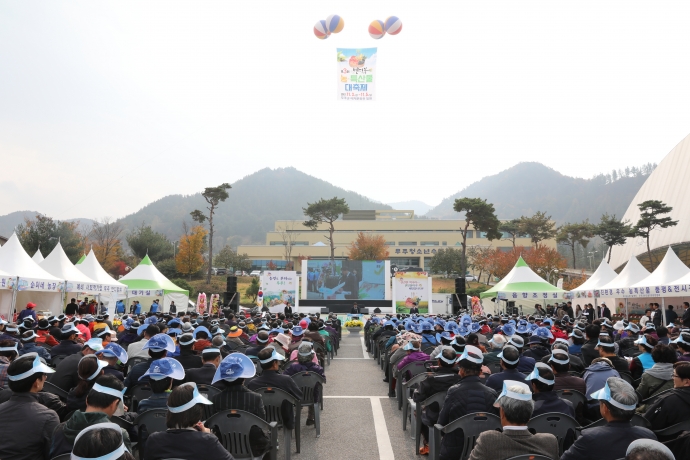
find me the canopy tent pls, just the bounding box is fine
[626,247,690,298]
[0,233,62,318]
[480,257,566,306]
[119,255,189,313]
[32,249,44,263]
[39,243,98,309]
[76,254,86,264]
[599,255,651,297]
[75,250,128,315]
[570,259,619,299]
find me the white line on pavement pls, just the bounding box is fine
[370,397,395,459]
[360,336,368,358]
[323,395,386,399]
[332,358,370,360]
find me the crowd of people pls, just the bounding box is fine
[0,302,337,460]
[365,301,690,460]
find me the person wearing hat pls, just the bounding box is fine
[634,343,676,404]
[545,348,586,394]
[68,422,136,460]
[523,332,551,362]
[271,332,290,357]
[49,374,131,457]
[18,330,52,363]
[484,334,507,366]
[0,340,19,388]
[595,336,631,377]
[117,320,141,348]
[65,353,108,413]
[124,333,176,388]
[561,377,656,460]
[247,347,304,429]
[126,324,160,361]
[137,357,186,412]
[0,322,21,345]
[283,341,325,425]
[145,383,232,460]
[580,323,602,367]
[93,327,115,347]
[210,354,271,455]
[246,330,271,358]
[630,334,659,380]
[225,325,246,348]
[50,323,85,358]
[485,345,525,393]
[467,380,559,460]
[35,318,59,347]
[396,340,429,372]
[437,345,498,460]
[527,362,575,418]
[184,348,221,386]
[673,332,690,362]
[95,343,128,381]
[176,333,203,370]
[17,302,38,323]
[626,439,676,460]
[541,341,585,374]
[0,353,59,459]
[412,348,463,455]
[568,328,585,355]
[584,357,621,404]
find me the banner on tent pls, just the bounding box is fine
[0,276,15,290]
[261,271,297,311]
[15,277,60,292]
[614,284,690,298]
[128,289,164,297]
[75,283,126,294]
[393,271,431,313]
[498,291,564,300]
[571,290,599,299]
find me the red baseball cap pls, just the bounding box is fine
[26,302,36,309]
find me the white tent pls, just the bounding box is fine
[119,255,188,313]
[0,233,63,318]
[32,249,44,263]
[39,243,99,307]
[570,259,619,299]
[599,255,651,298]
[627,247,690,298]
[75,249,128,315]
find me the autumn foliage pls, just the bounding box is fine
[176,225,208,279]
[347,232,390,260]
[477,245,567,281]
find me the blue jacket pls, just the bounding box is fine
[531,391,575,418]
[561,421,656,460]
[485,368,525,393]
[150,302,159,313]
[134,304,142,314]
[421,334,438,348]
[583,362,620,397]
[115,301,125,314]
[17,309,37,322]
[517,354,536,373]
[19,342,52,362]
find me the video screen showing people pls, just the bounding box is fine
[305,260,386,300]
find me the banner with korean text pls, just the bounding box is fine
[393,271,431,313]
[337,48,376,101]
[261,271,298,313]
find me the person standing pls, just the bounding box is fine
[681,301,690,327]
[599,302,612,320]
[150,299,159,314]
[17,303,38,323]
[665,305,678,326]
[169,301,177,315]
[283,301,293,317]
[409,302,420,315]
[65,298,79,316]
[115,300,125,314]
[640,309,652,328]
[652,303,662,328]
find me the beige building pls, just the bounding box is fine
[237,210,557,273]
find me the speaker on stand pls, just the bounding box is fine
[224,276,239,310]
[452,278,467,314]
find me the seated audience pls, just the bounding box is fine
[527,362,575,418]
[71,423,136,460]
[636,344,676,403]
[66,354,107,413]
[184,347,221,386]
[137,358,185,412]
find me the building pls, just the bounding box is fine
[609,133,690,271]
[237,210,557,273]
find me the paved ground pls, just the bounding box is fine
[287,331,418,460]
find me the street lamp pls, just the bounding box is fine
[539,268,561,285]
[172,241,178,258]
[587,250,598,271]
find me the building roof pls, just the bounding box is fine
[609,133,690,270]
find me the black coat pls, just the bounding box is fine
[176,349,203,370]
[49,352,83,392]
[0,392,60,460]
[523,344,550,362]
[485,368,526,393]
[540,353,585,373]
[412,367,462,426]
[599,306,612,320]
[580,340,599,367]
[409,307,420,315]
[560,421,656,460]
[184,363,217,386]
[437,376,498,460]
[532,391,575,418]
[50,340,82,358]
[124,358,154,388]
[644,387,690,433]
[144,429,233,460]
[284,306,293,317]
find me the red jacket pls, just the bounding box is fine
[36,330,59,347]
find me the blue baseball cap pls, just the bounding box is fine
[141,357,185,381]
[212,354,256,384]
[96,343,129,364]
[291,326,304,337]
[143,334,176,353]
[193,326,211,339]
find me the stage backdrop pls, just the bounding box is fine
[303,260,386,301]
[261,271,298,313]
[393,271,432,313]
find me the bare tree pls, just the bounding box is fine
[277,222,301,268]
[89,217,124,267]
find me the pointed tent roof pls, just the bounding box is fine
[75,249,127,294]
[480,256,565,299]
[598,255,650,295]
[571,259,619,293]
[627,247,690,297]
[40,242,97,287]
[32,249,44,263]
[76,254,86,265]
[0,233,61,290]
[119,255,188,293]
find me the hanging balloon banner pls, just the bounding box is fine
[337,47,377,101]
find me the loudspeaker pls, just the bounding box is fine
[226,276,237,293]
[455,278,466,294]
[452,293,468,315]
[224,291,239,309]
[506,301,518,316]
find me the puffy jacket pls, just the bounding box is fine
[437,376,498,460]
[583,362,620,397]
[523,344,550,362]
[644,387,690,434]
[50,410,131,458]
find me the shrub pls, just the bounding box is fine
[171,278,195,297]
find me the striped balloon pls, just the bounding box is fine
[326,14,344,34]
[314,20,329,40]
[368,19,385,39]
[385,16,402,35]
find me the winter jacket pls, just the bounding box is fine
[412,367,462,427]
[137,392,170,413]
[50,410,131,458]
[144,429,234,460]
[522,344,551,362]
[631,352,655,380]
[644,387,690,434]
[485,368,526,393]
[0,392,59,460]
[539,353,585,374]
[18,342,52,363]
[437,376,498,460]
[580,340,600,367]
[561,421,656,460]
[636,363,674,402]
[397,351,430,371]
[531,391,575,418]
[583,362,620,397]
[516,355,536,373]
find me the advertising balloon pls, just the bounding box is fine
[314,20,329,40]
[368,20,385,39]
[326,14,344,34]
[385,16,402,35]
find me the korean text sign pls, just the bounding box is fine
[337,48,376,101]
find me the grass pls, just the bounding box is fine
[431,277,488,293]
[188,275,255,304]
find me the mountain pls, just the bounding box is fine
[387,200,434,216]
[115,167,391,247]
[0,211,95,238]
[424,162,649,223]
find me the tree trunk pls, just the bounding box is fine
[607,245,612,263]
[329,224,335,262]
[460,223,469,278]
[206,206,214,284]
[571,244,577,269]
[647,238,653,271]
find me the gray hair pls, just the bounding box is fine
[297,342,314,363]
[211,335,225,348]
[606,377,638,420]
[498,384,534,424]
[626,439,675,460]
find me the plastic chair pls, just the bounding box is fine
[505,455,553,460]
[640,388,674,406]
[50,354,68,369]
[402,373,430,431]
[555,389,587,409]
[580,413,649,430]
[128,383,153,413]
[126,357,148,376]
[486,361,503,375]
[197,384,222,420]
[412,391,447,455]
[37,342,53,351]
[313,342,328,366]
[50,454,71,460]
[133,409,168,458]
[652,418,690,439]
[43,381,69,401]
[396,360,431,410]
[430,412,502,460]
[422,346,436,356]
[205,409,279,460]
[290,371,326,446]
[254,386,298,460]
[527,412,580,455]
[324,335,335,359]
[109,415,133,431]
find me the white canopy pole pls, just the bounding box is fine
[10,278,18,320]
[662,298,667,327]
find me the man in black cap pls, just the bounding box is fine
[176,333,203,370]
[50,324,83,357]
[184,348,221,386]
